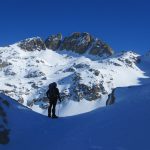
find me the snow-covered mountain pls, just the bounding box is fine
[0,53,150,149]
[0,33,150,149]
[0,33,147,117]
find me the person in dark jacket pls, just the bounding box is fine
[46,82,61,118]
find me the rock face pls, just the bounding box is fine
[18,37,46,51]
[0,59,12,68]
[59,66,107,102]
[24,70,45,78]
[59,32,113,56]
[89,39,113,56]
[45,33,62,50]
[106,89,115,105]
[18,32,113,56]
[72,73,103,101]
[60,32,93,54]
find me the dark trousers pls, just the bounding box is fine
[48,100,57,116]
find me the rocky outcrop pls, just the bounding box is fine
[46,32,114,56]
[18,37,46,51]
[59,32,113,56]
[60,32,93,54]
[89,68,100,76]
[60,71,107,102]
[24,70,45,78]
[18,32,113,56]
[117,51,139,67]
[73,63,90,69]
[4,68,16,76]
[89,39,113,56]
[106,89,115,105]
[71,73,107,101]
[0,59,12,68]
[45,33,62,50]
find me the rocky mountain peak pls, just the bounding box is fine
[45,33,62,50]
[18,32,113,56]
[18,37,46,51]
[59,32,93,54]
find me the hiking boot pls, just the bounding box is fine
[52,115,58,119]
[48,114,51,118]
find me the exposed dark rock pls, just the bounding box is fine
[0,59,12,68]
[18,32,113,56]
[125,59,133,67]
[118,58,124,62]
[60,89,70,101]
[5,83,17,88]
[63,67,76,73]
[18,97,24,104]
[4,68,16,76]
[31,83,39,89]
[60,32,93,54]
[117,51,139,66]
[90,40,113,56]
[89,68,100,76]
[0,90,15,95]
[77,83,102,101]
[41,77,47,80]
[74,63,90,69]
[27,100,34,107]
[112,62,122,66]
[19,37,46,51]
[45,33,62,50]
[28,81,34,84]
[58,32,113,56]
[28,97,49,109]
[61,73,106,101]
[106,89,115,105]
[25,70,45,78]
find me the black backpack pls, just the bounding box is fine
[46,83,57,99]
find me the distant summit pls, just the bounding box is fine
[18,32,113,56]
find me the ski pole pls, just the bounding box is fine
[58,102,60,117]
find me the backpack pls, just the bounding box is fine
[46,83,57,99]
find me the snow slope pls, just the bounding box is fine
[0,80,150,149]
[0,43,146,117]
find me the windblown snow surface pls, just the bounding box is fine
[0,52,150,150]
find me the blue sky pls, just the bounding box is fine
[0,0,150,54]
